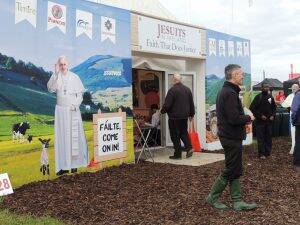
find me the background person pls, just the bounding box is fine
[291,80,300,172]
[250,83,276,159]
[281,84,300,154]
[144,104,161,146]
[161,73,195,159]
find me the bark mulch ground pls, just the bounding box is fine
[2,137,300,225]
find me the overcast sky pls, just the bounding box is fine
[159,0,300,82]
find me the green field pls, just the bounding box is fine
[0,111,55,142]
[0,81,55,116]
[0,117,134,188]
[0,209,66,225]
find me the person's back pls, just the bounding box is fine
[162,82,194,119]
[161,73,195,159]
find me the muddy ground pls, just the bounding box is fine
[2,137,299,225]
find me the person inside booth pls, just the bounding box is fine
[144,104,161,146]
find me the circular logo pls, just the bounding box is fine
[52,5,63,19]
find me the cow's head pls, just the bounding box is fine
[39,138,51,149]
[23,121,30,129]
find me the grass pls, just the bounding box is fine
[0,112,55,142]
[0,81,55,116]
[0,209,66,225]
[0,118,134,188]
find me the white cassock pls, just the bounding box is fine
[282,93,295,154]
[47,71,88,172]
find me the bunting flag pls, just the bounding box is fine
[228,41,235,57]
[218,40,226,57]
[47,1,66,34]
[208,38,217,56]
[15,0,37,27]
[76,10,93,39]
[243,42,250,56]
[236,41,243,57]
[101,16,116,44]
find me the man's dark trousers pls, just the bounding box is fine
[168,118,192,157]
[294,126,300,166]
[256,123,272,157]
[219,137,243,180]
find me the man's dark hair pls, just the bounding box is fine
[225,64,241,80]
[261,82,269,88]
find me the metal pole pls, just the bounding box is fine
[231,0,234,34]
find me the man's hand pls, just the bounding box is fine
[270,116,274,121]
[261,115,267,120]
[250,114,255,121]
[70,105,76,111]
[55,63,60,74]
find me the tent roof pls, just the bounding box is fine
[283,77,300,94]
[252,78,283,91]
[283,77,300,85]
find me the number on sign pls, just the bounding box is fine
[0,179,10,191]
[3,179,10,189]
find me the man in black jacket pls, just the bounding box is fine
[250,83,276,158]
[206,64,257,211]
[161,73,195,159]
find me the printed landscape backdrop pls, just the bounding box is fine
[0,0,133,187]
[205,29,252,150]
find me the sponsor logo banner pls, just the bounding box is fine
[47,1,66,33]
[76,10,93,39]
[228,41,235,57]
[243,41,250,56]
[218,40,226,57]
[236,41,243,57]
[15,0,37,27]
[101,16,116,44]
[209,38,217,56]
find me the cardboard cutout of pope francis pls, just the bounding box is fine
[47,56,88,176]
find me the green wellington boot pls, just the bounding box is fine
[230,179,257,211]
[205,174,229,210]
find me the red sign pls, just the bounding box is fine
[289,73,300,79]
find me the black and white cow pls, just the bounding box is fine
[12,122,30,142]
